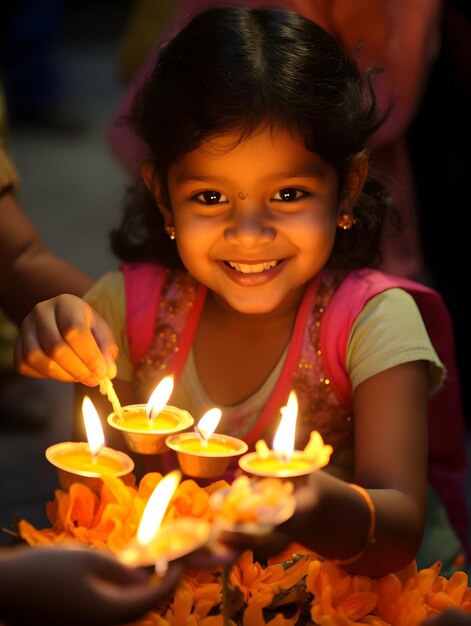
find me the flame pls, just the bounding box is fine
[196,408,222,441]
[82,396,105,458]
[146,376,174,421]
[272,391,298,461]
[137,470,182,545]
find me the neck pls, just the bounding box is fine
[205,284,307,331]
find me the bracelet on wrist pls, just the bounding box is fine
[331,483,376,566]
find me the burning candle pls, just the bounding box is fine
[120,470,211,567]
[238,391,333,478]
[46,396,134,491]
[165,408,248,478]
[107,376,195,454]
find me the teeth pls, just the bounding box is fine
[227,260,278,273]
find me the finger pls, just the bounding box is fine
[62,324,115,381]
[219,528,289,560]
[53,300,118,380]
[92,559,183,623]
[51,300,112,379]
[90,316,119,378]
[184,542,238,570]
[21,313,94,381]
[14,326,78,382]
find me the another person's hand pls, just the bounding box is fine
[0,545,182,626]
[422,609,471,625]
[14,294,118,386]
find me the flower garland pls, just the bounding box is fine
[16,473,471,626]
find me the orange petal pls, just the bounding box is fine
[443,571,469,604]
[339,592,377,620]
[427,591,458,612]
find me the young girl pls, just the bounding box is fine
[15,6,467,578]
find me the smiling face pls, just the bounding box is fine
[145,125,356,316]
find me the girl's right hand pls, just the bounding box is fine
[14,294,118,386]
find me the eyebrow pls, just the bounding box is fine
[176,165,327,184]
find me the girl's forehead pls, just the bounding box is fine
[199,122,302,153]
[169,125,332,184]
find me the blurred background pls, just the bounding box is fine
[0,0,470,546]
[0,0,174,539]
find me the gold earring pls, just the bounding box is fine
[166,225,176,240]
[337,213,356,230]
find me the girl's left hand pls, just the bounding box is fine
[14,294,118,386]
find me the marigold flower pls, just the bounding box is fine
[307,559,378,624]
[231,550,309,609]
[16,473,471,626]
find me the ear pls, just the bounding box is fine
[140,161,173,226]
[337,150,369,217]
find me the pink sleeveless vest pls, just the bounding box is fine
[122,262,469,555]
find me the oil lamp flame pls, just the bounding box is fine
[196,408,222,442]
[272,391,298,462]
[137,470,182,546]
[146,376,174,422]
[82,396,105,458]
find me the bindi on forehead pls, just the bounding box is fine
[237,191,248,200]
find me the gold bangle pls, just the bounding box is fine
[331,483,376,565]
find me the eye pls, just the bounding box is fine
[272,188,307,202]
[193,190,228,205]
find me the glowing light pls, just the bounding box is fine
[82,396,105,458]
[146,376,174,421]
[196,408,222,442]
[137,470,182,546]
[272,391,298,462]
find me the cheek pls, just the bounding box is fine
[174,219,215,267]
[293,210,337,247]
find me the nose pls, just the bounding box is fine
[224,205,276,249]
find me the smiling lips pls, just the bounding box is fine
[226,260,279,274]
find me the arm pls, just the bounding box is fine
[284,360,428,576]
[224,361,429,578]
[0,545,182,626]
[0,191,93,324]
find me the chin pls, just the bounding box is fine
[223,295,284,316]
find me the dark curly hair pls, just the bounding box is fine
[111,5,395,272]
